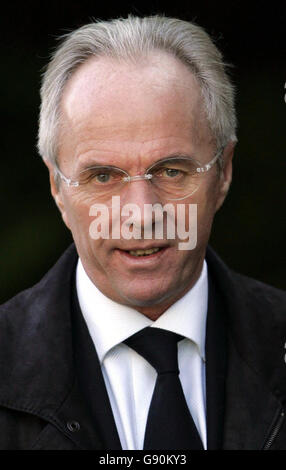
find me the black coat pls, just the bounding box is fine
[0,244,285,450]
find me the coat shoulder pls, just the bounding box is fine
[229,268,286,324]
[0,244,78,318]
[206,246,286,330]
[207,246,286,300]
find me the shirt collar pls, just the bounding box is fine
[76,259,208,363]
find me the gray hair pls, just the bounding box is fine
[38,15,237,165]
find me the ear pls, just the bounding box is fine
[215,141,236,212]
[44,159,71,229]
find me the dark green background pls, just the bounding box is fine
[1,0,285,304]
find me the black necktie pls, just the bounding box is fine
[124,327,204,450]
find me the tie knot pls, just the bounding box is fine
[124,327,183,374]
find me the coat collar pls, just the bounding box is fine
[0,244,78,412]
[206,246,286,405]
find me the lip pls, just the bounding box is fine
[115,243,169,251]
[114,246,170,266]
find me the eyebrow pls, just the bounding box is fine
[77,153,197,171]
[147,154,197,166]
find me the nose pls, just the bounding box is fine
[122,178,160,205]
[120,179,162,232]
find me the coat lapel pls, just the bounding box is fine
[70,278,122,450]
[32,256,122,450]
[222,336,282,450]
[206,246,286,450]
[30,372,108,449]
[0,244,120,450]
[205,272,227,449]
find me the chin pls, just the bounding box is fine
[115,283,175,309]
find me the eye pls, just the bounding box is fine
[78,167,124,185]
[95,173,110,183]
[149,158,197,181]
[79,169,112,184]
[163,168,181,178]
[153,166,185,180]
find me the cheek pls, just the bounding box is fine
[62,192,97,239]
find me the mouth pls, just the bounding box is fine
[127,247,162,257]
[115,245,168,260]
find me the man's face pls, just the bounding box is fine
[49,52,233,319]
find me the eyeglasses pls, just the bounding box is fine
[54,148,223,202]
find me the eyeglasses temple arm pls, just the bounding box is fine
[196,148,224,173]
[53,162,79,187]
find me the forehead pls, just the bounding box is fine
[59,52,212,165]
[63,51,200,101]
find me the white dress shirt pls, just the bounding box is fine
[76,259,208,450]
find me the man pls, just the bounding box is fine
[0,15,285,450]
